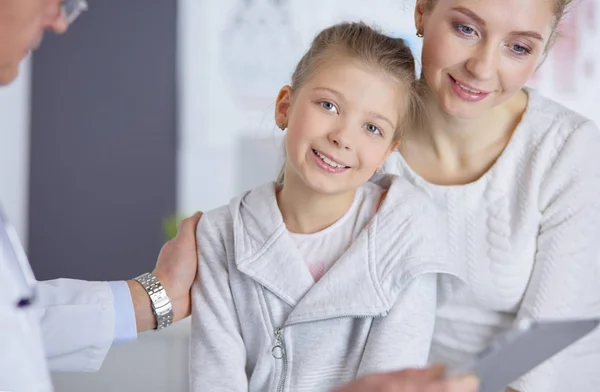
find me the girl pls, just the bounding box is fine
[190,22,460,391]
[373,0,600,391]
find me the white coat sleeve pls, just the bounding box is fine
[38,278,116,372]
[510,121,600,392]
[0,249,53,391]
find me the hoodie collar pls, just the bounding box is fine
[229,177,464,324]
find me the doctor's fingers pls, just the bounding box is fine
[176,211,203,240]
[422,376,480,392]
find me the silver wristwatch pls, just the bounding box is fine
[133,272,174,330]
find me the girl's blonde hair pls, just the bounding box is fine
[277,21,424,183]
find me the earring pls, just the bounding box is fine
[278,123,287,130]
[416,31,423,38]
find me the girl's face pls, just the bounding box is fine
[416,0,555,119]
[275,56,404,196]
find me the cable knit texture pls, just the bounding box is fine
[380,88,600,392]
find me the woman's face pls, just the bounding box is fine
[416,0,556,119]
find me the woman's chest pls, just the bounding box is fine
[435,188,541,312]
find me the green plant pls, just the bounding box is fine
[163,213,185,240]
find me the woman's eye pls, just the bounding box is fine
[511,44,532,56]
[456,24,476,36]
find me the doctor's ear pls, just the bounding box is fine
[275,85,292,130]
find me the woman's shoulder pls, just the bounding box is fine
[524,87,599,142]
[522,89,600,192]
[498,88,600,176]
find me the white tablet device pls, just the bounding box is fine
[445,317,600,392]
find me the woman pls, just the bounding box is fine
[376,0,600,391]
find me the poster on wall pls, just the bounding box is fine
[220,0,302,112]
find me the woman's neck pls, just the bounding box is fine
[416,89,527,164]
[277,174,355,234]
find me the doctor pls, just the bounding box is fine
[1,3,202,391]
[0,1,479,391]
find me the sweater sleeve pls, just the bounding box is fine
[510,120,600,392]
[357,273,438,377]
[190,213,248,391]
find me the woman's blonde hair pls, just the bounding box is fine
[277,21,423,183]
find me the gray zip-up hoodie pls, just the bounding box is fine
[190,175,463,392]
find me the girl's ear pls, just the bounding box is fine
[376,141,399,174]
[275,85,293,129]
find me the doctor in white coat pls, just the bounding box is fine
[0,4,202,391]
[0,1,479,391]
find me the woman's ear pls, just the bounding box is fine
[275,85,293,130]
[414,0,426,35]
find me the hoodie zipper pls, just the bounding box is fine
[260,286,389,392]
[262,286,288,392]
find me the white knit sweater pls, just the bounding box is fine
[381,88,600,392]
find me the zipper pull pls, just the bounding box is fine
[271,328,284,359]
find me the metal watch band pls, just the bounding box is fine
[133,272,174,330]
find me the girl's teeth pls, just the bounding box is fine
[316,151,345,168]
[458,83,482,94]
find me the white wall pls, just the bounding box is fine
[527,0,600,122]
[0,58,31,245]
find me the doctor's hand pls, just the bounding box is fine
[334,365,479,392]
[128,211,203,332]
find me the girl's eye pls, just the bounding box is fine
[365,124,382,136]
[320,101,338,113]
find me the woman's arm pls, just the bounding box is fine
[509,121,600,392]
[190,213,248,391]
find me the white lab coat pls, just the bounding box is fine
[1,211,115,391]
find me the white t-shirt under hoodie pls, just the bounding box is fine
[379,87,600,392]
[289,183,384,282]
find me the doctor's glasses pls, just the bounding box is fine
[61,0,88,25]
